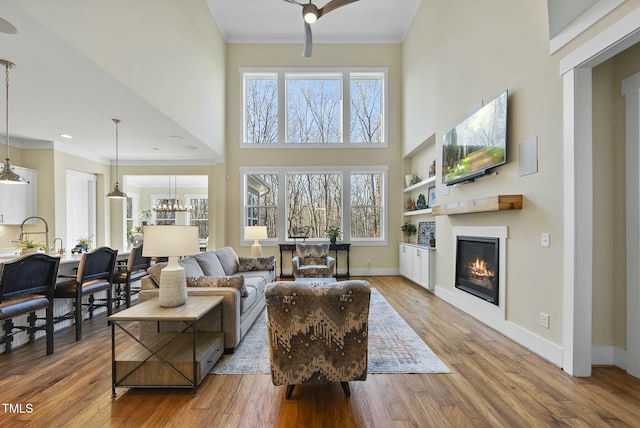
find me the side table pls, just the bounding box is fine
[108,296,224,396]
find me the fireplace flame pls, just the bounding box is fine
[469,257,494,279]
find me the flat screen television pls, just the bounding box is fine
[442,90,508,186]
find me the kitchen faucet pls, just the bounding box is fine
[19,216,49,255]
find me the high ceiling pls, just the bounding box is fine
[0,0,420,166]
[205,0,421,44]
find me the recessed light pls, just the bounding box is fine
[170,135,184,140]
[185,145,198,150]
[60,134,73,139]
[153,147,160,151]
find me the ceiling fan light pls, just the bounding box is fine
[304,11,317,23]
[302,4,318,23]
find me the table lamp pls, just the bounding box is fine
[245,225,267,257]
[142,225,199,307]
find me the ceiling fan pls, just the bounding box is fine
[283,0,360,57]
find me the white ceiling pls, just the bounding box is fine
[205,0,422,44]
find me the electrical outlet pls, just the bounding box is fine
[540,312,550,329]
[541,233,550,247]
[367,258,372,267]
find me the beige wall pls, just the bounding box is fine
[403,0,565,343]
[225,44,404,264]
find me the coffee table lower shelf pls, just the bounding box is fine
[114,332,223,390]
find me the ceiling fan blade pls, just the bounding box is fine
[303,22,313,57]
[283,0,303,5]
[318,0,359,18]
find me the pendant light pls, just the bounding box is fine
[0,59,26,184]
[107,118,127,199]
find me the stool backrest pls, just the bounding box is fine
[76,247,118,283]
[0,253,61,303]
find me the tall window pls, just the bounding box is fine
[242,68,387,147]
[186,195,209,240]
[245,173,278,238]
[241,167,387,244]
[350,173,383,239]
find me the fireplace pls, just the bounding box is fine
[455,236,499,305]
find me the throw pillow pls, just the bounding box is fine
[147,262,167,286]
[186,275,248,297]
[238,256,275,272]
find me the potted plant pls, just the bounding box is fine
[13,235,44,255]
[72,236,93,254]
[325,226,342,244]
[139,209,152,225]
[400,222,417,243]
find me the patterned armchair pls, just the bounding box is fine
[291,243,336,279]
[265,280,370,399]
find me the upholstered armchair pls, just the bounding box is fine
[291,242,335,279]
[265,280,371,398]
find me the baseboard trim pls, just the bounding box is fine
[592,345,626,369]
[434,285,564,368]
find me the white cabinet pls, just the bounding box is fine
[399,243,435,291]
[0,166,38,224]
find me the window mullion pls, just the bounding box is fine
[343,72,350,144]
[278,72,286,144]
[343,171,351,241]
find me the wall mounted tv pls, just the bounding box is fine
[442,90,508,186]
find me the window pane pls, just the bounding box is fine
[245,76,278,143]
[286,76,342,144]
[246,173,279,238]
[189,198,209,239]
[350,173,383,238]
[350,74,383,143]
[287,173,342,238]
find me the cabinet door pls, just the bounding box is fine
[0,167,37,224]
[410,247,421,283]
[417,248,435,291]
[399,244,411,278]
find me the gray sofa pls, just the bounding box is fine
[138,246,275,353]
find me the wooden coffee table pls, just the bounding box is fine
[108,296,224,396]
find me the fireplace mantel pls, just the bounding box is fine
[432,195,522,216]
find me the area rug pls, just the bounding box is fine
[211,288,451,374]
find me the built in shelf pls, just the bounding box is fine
[431,194,523,216]
[404,208,432,216]
[403,175,436,193]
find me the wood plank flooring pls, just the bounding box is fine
[2,276,640,427]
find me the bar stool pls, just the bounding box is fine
[0,253,60,355]
[112,244,150,308]
[54,247,118,341]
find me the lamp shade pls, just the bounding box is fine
[245,225,268,240]
[142,225,199,258]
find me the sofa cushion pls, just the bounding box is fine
[194,252,226,276]
[240,274,268,295]
[186,275,248,297]
[215,247,239,276]
[240,285,258,314]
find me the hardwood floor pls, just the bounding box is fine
[2,276,640,427]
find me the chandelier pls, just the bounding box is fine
[153,176,191,213]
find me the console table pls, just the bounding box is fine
[278,243,351,278]
[108,296,224,397]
